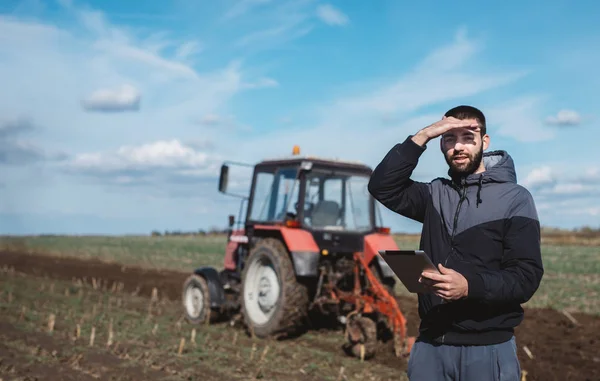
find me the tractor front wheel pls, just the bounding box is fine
[240,238,309,339]
[182,274,211,324]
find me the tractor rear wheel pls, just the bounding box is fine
[240,238,309,338]
[182,274,211,324]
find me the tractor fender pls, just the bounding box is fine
[252,225,321,277]
[364,233,398,279]
[193,267,225,308]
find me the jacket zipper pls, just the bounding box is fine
[446,178,467,266]
[441,178,467,344]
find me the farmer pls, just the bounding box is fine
[368,105,544,380]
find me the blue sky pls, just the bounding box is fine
[0,0,598,235]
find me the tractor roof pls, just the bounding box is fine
[257,154,373,173]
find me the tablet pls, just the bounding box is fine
[377,250,440,294]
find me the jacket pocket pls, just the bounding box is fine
[450,301,507,332]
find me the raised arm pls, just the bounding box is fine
[368,135,431,222]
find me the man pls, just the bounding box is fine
[368,105,544,380]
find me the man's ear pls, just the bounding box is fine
[482,134,490,151]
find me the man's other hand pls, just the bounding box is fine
[420,264,469,301]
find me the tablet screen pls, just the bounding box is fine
[378,250,439,293]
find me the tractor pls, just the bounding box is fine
[181,146,415,359]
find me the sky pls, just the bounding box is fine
[0,0,599,235]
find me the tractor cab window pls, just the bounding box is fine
[248,168,299,222]
[302,170,372,232]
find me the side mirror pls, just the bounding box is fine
[218,164,229,193]
[228,215,235,227]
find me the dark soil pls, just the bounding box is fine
[0,249,188,300]
[1,250,599,381]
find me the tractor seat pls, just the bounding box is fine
[310,200,340,227]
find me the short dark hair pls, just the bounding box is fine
[444,105,487,135]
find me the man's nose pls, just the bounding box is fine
[454,142,466,151]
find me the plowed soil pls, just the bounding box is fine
[1,250,599,381]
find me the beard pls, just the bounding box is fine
[445,145,483,177]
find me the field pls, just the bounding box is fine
[0,232,599,381]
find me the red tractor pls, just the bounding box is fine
[181,146,415,359]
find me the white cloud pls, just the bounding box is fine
[70,139,216,171]
[81,84,141,112]
[57,135,252,217]
[522,166,556,188]
[545,109,582,126]
[523,164,600,190]
[65,139,222,185]
[316,4,349,26]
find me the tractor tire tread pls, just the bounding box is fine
[241,237,310,339]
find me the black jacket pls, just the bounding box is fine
[368,135,544,345]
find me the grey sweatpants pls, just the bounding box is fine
[407,336,521,381]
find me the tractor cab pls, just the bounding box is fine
[219,145,385,238]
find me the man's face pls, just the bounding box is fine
[440,120,489,176]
